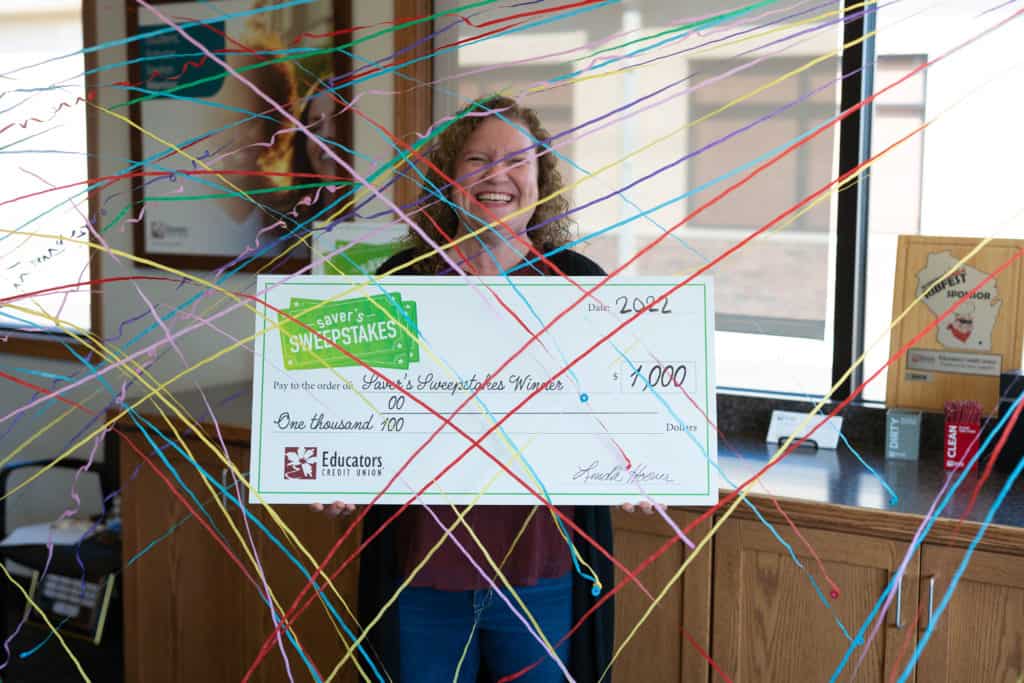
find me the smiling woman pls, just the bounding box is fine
[401,95,576,276]
[324,95,619,683]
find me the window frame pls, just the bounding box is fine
[830,0,875,403]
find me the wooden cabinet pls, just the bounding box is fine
[240,503,363,683]
[712,516,920,682]
[118,410,1024,683]
[611,508,712,682]
[119,428,363,683]
[120,434,252,682]
[915,543,1024,682]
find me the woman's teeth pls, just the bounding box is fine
[476,192,513,203]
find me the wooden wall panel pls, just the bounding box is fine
[393,0,434,211]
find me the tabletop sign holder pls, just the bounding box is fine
[766,410,844,450]
[885,236,1024,415]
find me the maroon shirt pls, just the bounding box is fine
[401,504,575,590]
[401,256,574,590]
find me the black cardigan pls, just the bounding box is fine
[355,247,615,682]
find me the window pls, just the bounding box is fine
[861,0,1024,402]
[0,0,92,349]
[431,0,1020,402]
[435,0,846,396]
[683,56,840,341]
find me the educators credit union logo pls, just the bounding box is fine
[284,446,318,480]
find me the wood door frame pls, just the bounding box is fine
[392,0,434,211]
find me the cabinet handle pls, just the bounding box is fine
[221,467,231,507]
[927,575,936,628]
[894,573,904,629]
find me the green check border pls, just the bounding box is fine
[254,280,714,499]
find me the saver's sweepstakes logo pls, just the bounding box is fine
[284,446,318,480]
[278,294,419,371]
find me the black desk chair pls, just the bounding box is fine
[0,452,120,647]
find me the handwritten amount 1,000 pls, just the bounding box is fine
[613,364,688,392]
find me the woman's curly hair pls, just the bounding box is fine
[402,95,574,273]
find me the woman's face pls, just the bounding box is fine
[305,93,340,179]
[451,117,539,243]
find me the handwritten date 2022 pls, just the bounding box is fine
[616,295,672,315]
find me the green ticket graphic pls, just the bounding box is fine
[290,296,419,363]
[278,294,420,370]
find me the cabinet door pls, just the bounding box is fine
[121,435,251,683]
[712,516,919,682]
[239,501,363,683]
[916,543,1024,682]
[612,508,712,682]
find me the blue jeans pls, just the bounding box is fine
[397,573,572,682]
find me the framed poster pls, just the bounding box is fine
[127,0,351,272]
[886,236,1024,413]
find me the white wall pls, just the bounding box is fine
[0,0,394,531]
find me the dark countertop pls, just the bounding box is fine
[124,382,1024,531]
[716,434,1024,530]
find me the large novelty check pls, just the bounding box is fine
[250,276,718,505]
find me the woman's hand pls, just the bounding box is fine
[310,501,358,517]
[619,501,660,514]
